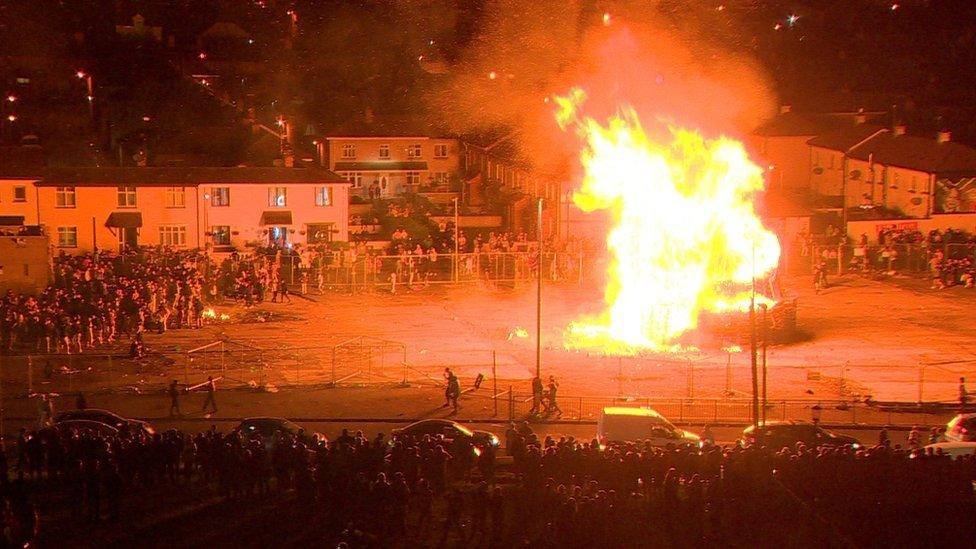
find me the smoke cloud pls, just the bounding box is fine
[428,0,776,177]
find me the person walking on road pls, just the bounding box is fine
[202,376,218,414]
[960,377,969,410]
[545,375,562,418]
[530,376,544,415]
[169,380,182,417]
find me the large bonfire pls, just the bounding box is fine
[557,88,781,354]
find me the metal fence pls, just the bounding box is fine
[263,251,586,292]
[501,392,950,427]
[809,241,976,276]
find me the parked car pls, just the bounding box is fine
[391,419,500,448]
[597,407,701,448]
[945,413,976,442]
[54,408,155,435]
[740,420,860,449]
[43,420,120,438]
[920,441,976,458]
[232,417,324,450]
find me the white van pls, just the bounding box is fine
[597,407,701,447]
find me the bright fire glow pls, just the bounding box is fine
[557,88,780,353]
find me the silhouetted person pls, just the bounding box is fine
[169,380,182,417]
[202,376,217,414]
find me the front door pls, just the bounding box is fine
[118,227,138,251]
[379,174,390,197]
[268,226,288,248]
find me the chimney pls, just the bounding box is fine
[854,108,867,125]
[893,125,907,136]
[364,106,374,124]
[780,105,792,114]
[937,130,952,143]
[316,140,326,166]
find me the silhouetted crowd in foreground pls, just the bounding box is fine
[0,421,973,548]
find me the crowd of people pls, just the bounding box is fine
[0,249,213,354]
[1,419,972,547]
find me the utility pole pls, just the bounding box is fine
[761,303,768,426]
[535,198,543,379]
[750,247,759,431]
[453,197,459,282]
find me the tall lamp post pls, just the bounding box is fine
[76,70,94,121]
[453,197,459,282]
[535,198,543,379]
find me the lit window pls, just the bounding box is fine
[307,223,334,244]
[268,187,287,207]
[211,187,230,206]
[159,225,187,247]
[211,225,231,246]
[56,187,76,208]
[433,144,448,158]
[407,144,422,158]
[342,172,362,188]
[57,226,78,247]
[315,187,333,206]
[117,186,137,208]
[341,144,356,159]
[13,186,27,202]
[379,144,390,159]
[164,187,186,208]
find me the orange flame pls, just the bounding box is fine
[559,89,780,353]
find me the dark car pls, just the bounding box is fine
[41,420,120,439]
[232,417,324,449]
[391,419,500,448]
[54,408,155,435]
[740,420,860,449]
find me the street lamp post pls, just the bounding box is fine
[535,198,543,379]
[77,70,94,121]
[453,197,459,282]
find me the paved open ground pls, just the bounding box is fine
[2,270,975,436]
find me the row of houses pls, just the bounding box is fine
[0,124,563,256]
[750,107,976,242]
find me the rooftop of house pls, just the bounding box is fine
[847,132,976,174]
[325,116,454,139]
[806,124,889,151]
[0,145,45,179]
[753,110,886,137]
[37,166,348,187]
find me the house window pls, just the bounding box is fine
[211,225,231,246]
[379,144,390,159]
[117,186,137,208]
[57,226,78,247]
[268,186,287,207]
[407,144,422,159]
[307,223,334,244]
[55,187,76,208]
[813,150,821,168]
[315,187,333,206]
[406,172,420,186]
[429,171,448,184]
[159,225,187,247]
[13,186,27,202]
[342,172,363,188]
[890,172,899,189]
[910,176,918,193]
[434,144,448,158]
[164,187,186,208]
[341,144,356,159]
[211,187,230,207]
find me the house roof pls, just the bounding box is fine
[806,124,888,151]
[0,145,44,179]
[325,117,453,139]
[754,111,886,138]
[847,134,976,175]
[38,167,348,187]
[333,161,428,172]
